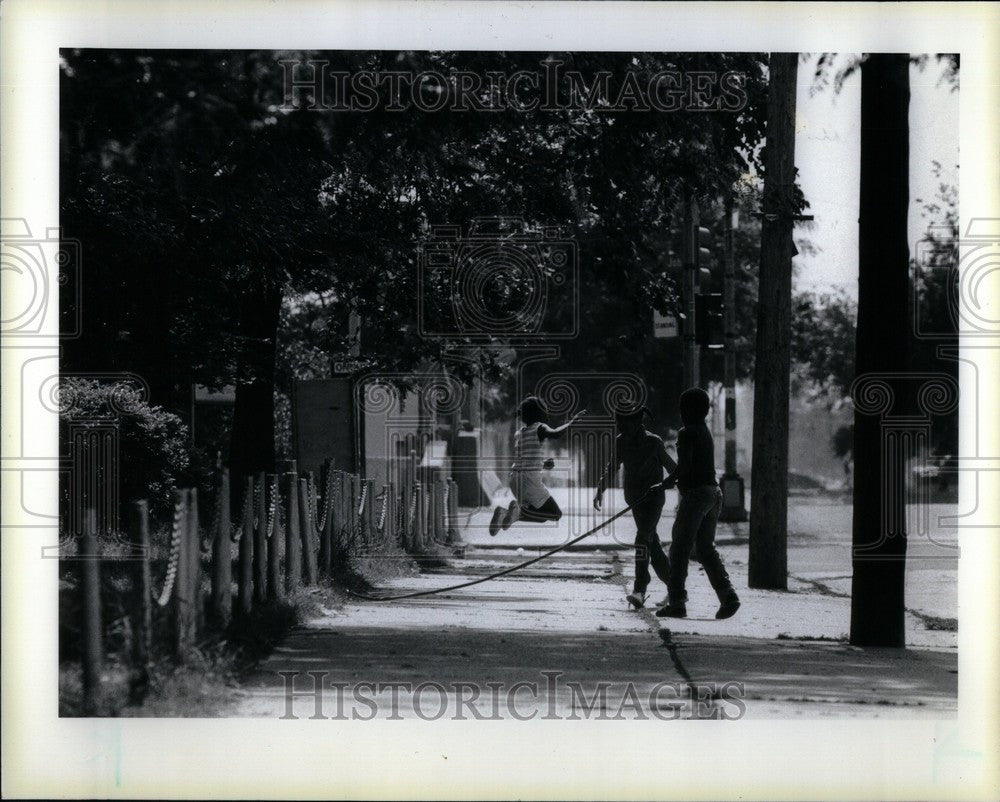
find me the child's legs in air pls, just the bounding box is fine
[519,496,562,523]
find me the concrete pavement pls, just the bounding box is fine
[220,539,957,720]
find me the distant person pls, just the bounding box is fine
[656,388,740,620]
[593,406,677,610]
[488,396,586,536]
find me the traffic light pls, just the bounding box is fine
[695,292,724,347]
[696,224,714,284]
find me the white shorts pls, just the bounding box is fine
[509,470,552,509]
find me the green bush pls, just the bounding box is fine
[60,378,191,519]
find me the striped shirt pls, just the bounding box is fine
[512,422,544,472]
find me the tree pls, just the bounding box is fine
[748,52,806,590]
[61,50,772,478]
[850,53,911,647]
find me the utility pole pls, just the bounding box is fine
[748,53,811,589]
[719,197,748,522]
[850,54,911,647]
[681,191,700,389]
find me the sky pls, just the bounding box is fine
[792,54,959,298]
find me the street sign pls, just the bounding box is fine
[653,311,679,339]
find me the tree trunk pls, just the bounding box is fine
[229,279,283,477]
[748,53,798,590]
[850,54,910,648]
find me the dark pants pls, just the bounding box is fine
[667,485,733,605]
[520,496,562,523]
[628,489,670,594]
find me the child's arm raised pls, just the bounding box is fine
[538,409,587,441]
[593,436,622,510]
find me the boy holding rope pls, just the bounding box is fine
[593,405,676,610]
[656,387,740,620]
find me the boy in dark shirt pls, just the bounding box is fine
[593,407,675,609]
[656,388,740,620]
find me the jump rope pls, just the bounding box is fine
[345,481,666,602]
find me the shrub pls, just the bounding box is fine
[60,378,191,519]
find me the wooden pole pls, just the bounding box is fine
[211,469,232,628]
[187,487,203,638]
[253,471,268,603]
[270,473,285,600]
[850,53,911,647]
[349,474,359,549]
[173,489,191,660]
[238,476,254,615]
[130,501,153,683]
[299,478,317,585]
[748,52,799,590]
[284,472,300,595]
[81,508,102,715]
[447,478,459,544]
[319,460,333,578]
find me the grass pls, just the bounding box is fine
[60,528,423,717]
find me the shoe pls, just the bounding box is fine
[656,591,688,607]
[501,500,520,530]
[626,591,646,610]
[488,506,504,537]
[715,594,741,620]
[655,603,687,618]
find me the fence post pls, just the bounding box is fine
[362,479,373,549]
[349,474,359,549]
[284,471,300,595]
[268,473,284,600]
[299,477,317,585]
[319,460,333,578]
[129,500,153,690]
[238,476,254,615]
[253,472,267,604]
[447,478,460,544]
[173,488,192,661]
[414,481,425,550]
[81,507,102,715]
[382,482,394,548]
[211,469,232,628]
[187,487,203,635]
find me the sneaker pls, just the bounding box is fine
[501,500,520,530]
[655,603,687,618]
[488,506,504,537]
[715,594,741,620]
[626,591,646,610]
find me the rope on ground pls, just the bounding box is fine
[346,484,660,602]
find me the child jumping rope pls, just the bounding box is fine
[489,396,587,535]
[593,406,677,609]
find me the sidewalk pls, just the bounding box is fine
[460,495,960,626]
[222,548,956,720]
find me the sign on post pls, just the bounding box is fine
[653,311,679,339]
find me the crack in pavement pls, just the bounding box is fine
[609,553,698,692]
[790,572,958,633]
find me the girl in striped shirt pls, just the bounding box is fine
[489,396,586,536]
